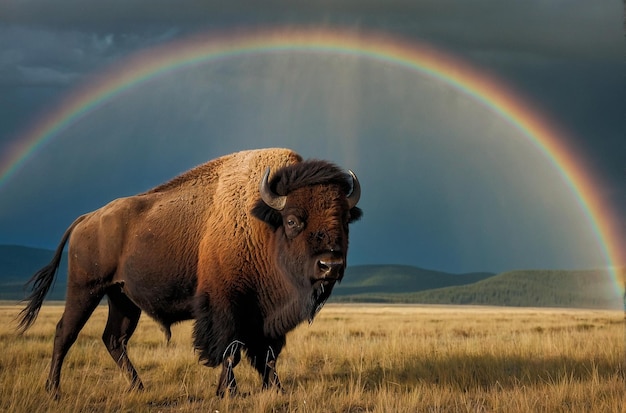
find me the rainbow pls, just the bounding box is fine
[0,27,623,296]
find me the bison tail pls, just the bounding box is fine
[16,215,86,333]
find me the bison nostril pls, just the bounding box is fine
[317,259,344,277]
[318,261,330,273]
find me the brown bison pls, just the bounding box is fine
[17,148,362,397]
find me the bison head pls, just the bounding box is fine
[251,160,362,320]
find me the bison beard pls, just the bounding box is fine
[310,279,334,322]
[17,148,361,398]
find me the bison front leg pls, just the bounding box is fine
[249,343,284,392]
[261,346,282,390]
[216,340,243,397]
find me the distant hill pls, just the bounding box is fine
[335,264,493,296]
[335,268,623,310]
[0,245,622,309]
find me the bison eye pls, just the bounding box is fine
[284,214,304,238]
[286,216,300,229]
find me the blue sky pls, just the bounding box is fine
[0,0,624,274]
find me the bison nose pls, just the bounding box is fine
[317,257,344,279]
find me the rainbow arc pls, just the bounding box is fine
[0,27,622,295]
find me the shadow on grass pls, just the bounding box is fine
[306,353,623,391]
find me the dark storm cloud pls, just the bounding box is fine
[1,0,618,90]
[0,25,167,88]
[2,0,618,58]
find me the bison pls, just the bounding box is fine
[17,148,362,397]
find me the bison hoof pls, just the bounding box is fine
[216,384,238,398]
[127,381,145,393]
[216,363,238,398]
[45,379,61,401]
[261,379,284,394]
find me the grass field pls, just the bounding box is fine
[1,303,624,412]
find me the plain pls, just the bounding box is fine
[1,304,624,412]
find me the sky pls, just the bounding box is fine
[0,0,624,277]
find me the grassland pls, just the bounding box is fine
[1,304,624,412]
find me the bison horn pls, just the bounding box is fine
[260,167,287,211]
[347,170,361,209]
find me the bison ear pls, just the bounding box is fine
[348,206,363,223]
[251,200,283,229]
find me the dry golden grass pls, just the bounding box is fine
[1,303,624,412]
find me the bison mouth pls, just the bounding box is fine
[311,276,340,285]
[308,279,336,323]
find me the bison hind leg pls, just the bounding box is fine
[46,286,105,398]
[103,287,143,392]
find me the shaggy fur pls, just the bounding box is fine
[251,160,363,229]
[17,148,362,397]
